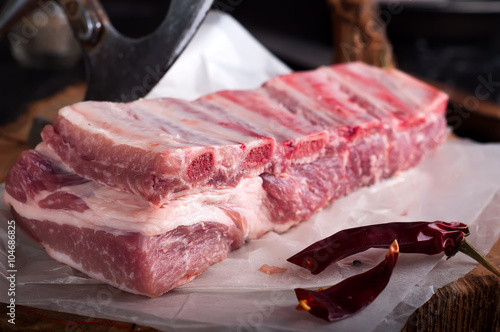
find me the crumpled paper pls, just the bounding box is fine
[1,10,500,332]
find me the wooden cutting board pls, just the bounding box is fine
[0,84,85,181]
[0,240,498,331]
[0,84,498,331]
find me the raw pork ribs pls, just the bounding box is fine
[4,62,448,297]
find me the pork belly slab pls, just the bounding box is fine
[5,119,445,296]
[4,62,449,297]
[41,62,448,205]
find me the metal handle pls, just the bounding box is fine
[58,0,102,45]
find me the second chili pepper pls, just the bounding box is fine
[295,240,399,322]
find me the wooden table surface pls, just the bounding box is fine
[1,85,499,331]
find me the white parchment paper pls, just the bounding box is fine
[1,10,500,332]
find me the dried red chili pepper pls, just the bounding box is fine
[287,221,500,278]
[295,240,399,322]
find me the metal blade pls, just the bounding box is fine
[71,0,213,102]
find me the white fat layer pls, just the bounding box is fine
[135,99,259,145]
[268,71,379,127]
[267,77,338,126]
[204,94,308,141]
[4,174,276,238]
[61,98,266,151]
[342,63,448,116]
[30,143,286,237]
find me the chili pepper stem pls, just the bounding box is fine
[456,239,500,278]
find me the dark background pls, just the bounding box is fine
[1,0,499,140]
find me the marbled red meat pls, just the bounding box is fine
[41,62,447,205]
[11,209,244,297]
[4,62,449,297]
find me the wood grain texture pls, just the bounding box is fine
[0,84,85,143]
[402,238,500,332]
[0,304,159,332]
[0,139,27,183]
[0,83,85,183]
[0,239,498,332]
